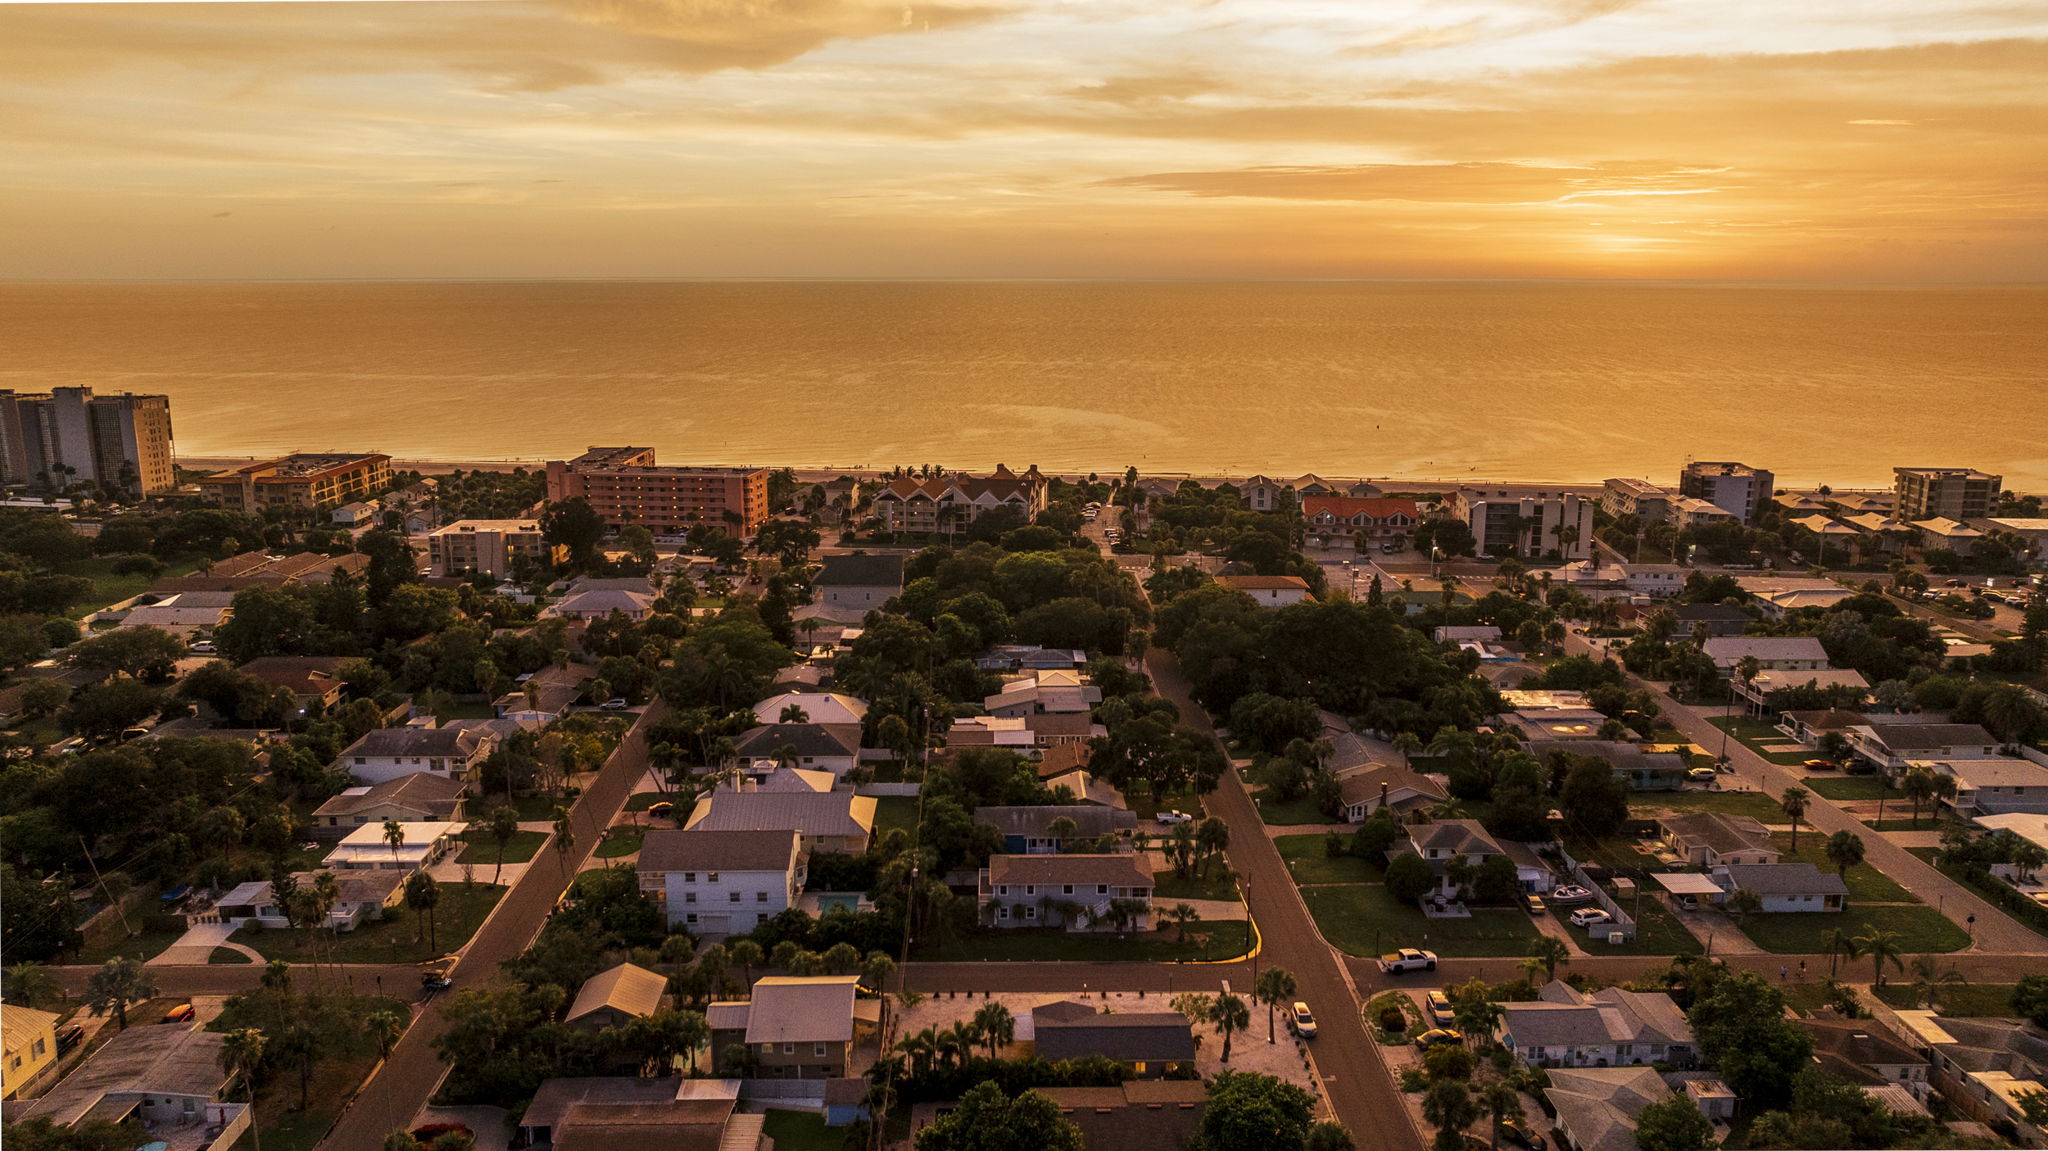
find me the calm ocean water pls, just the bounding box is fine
[1,281,2042,490]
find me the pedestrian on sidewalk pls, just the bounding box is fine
[1780,965,1788,982]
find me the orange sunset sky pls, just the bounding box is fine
[2,0,2044,281]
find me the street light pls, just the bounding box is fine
[1236,876,1257,984]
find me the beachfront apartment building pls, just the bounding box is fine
[427,518,557,577]
[1447,485,1596,560]
[1678,460,1774,525]
[198,453,393,511]
[1601,477,1672,524]
[1894,467,2002,521]
[870,465,1049,534]
[1301,495,1419,547]
[544,447,770,537]
[0,387,177,496]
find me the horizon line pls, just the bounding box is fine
[4,275,2046,289]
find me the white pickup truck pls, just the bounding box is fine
[1377,948,1439,974]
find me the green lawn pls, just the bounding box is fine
[1803,777,1907,802]
[211,947,253,964]
[761,1110,851,1151]
[458,828,548,865]
[59,555,204,619]
[1875,982,2023,1018]
[1299,884,1542,958]
[1153,868,1239,902]
[1770,834,1918,904]
[1700,715,1813,766]
[1906,846,1942,863]
[1864,817,1964,833]
[915,921,1250,963]
[1364,989,1425,1046]
[1254,794,1334,826]
[1124,783,1201,822]
[872,795,919,838]
[232,883,506,964]
[625,791,670,812]
[75,926,185,965]
[595,828,644,858]
[1630,790,1786,823]
[1274,834,1383,885]
[1553,895,1703,957]
[510,793,573,820]
[1565,836,1664,875]
[1736,904,1969,955]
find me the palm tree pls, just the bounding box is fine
[1820,926,1854,978]
[1854,925,1906,988]
[727,939,763,986]
[779,703,810,724]
[1527,936,1570,984]
[1196,818,1232,878]
[896,1028,936,1076]
[403,871,440,953]
[220,1027,267,1151]
[383,819,407,865]
[1483,1079,1524,1151]
[1908,956,1965,1010]
[1166,903,1202,943]
[552,804,575,875]
[86,957,156,1031]
[1210,994,1252,1064]
[1392,731,1423,768]
[2010,839,2048,884]
[1780,787,1810,852]
[4,962,60,1009]
[1825,830,1866,880]
[1047,816,1080,852]
[1901,766,1938,828]
[1423,1081,1481,1147]
[971,1002,1014,1059]
[477,805,521,884]
[1452,997,1505,1047]
[1254,967,1298,1043]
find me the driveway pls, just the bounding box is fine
[148,920,263,967]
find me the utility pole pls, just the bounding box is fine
[78,834,134,938]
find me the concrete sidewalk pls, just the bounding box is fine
[150,920,263,966]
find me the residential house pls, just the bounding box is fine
[1025,712,1106,747]
[118,593,235,640]
[637,829,805,934]
[331,500,379,527]
[1529,741,1689,791]
[976,645,1089,672]
[1776,709,1870,747]
[494,664,588,721]
[1912,517,1986,557]
[1719,863,1849,912]
[1672,603,1751,638]
[1702,636,1831,673]
[517,1078,753,1150]
[1849,723,2001,773]
[1038,1081,1209,1151]
[1433,625,1503,645]
[1033,742,1090,781]
[815,554,905,610]
[1040,766,1127,809]
[565,963,670,1031]
[1392,819,1513,899]
[1658,812,1782,869]
[1803,1018,1930,1090]
[17,1022,251,1151]
[336,725,494,784]
[1887,1013,2048,1141]
[1239,475,1283,512]
[984,670,1102,717]
[683,791,876,854]
[1677,460,1774,525]
[321,821,461,871]
[1214,574,1312,606]
[752,692,867,727]
[1335,762,1448,822]
[979,854,1153,931]
[730,723,863,775]
[1914,757,2048,817]
[945,715,1036,753]
[214,870,406,932]
[724,766,837,795]
[548,587,655,622]
[1447,485,1596,559]
[235,656,348,715]
[1734,576,1856,616]
[1543,1066,1678,1151]
[1600,478,1672,524]
[974,805,1137,854]
[1030,1000,1197,1078]
[1300,496,1418,548]
[2,1005,61,1100]
[310,772,467,839]
[707,975,874,1080]
[1671,496,1738,529]
[869,465,1049,534]
[1497,981,1697,1068]
[1732,668,1871,716]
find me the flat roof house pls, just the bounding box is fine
[215,869,406,932]
[1030,1000,1197,1078]
[683,791,876,854]
[1498,981,1696,1069]
[706,975,874,1080]
[979,854,1153,932]
[322,820,461,871]
[18,1024,251,1151]
[636,829,806,935]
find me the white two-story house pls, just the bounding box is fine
[335,725,494,785]
[637,828,806,936]
[979,854,1153,932]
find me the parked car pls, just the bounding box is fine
[1803,758,1838,771]
[1291,1002,1317,1038]
[1498,1119,1539,1148]
[187,640,216,654]
[646,801,674,820]
[1686,767,1717,783]
[1426,990,1456,1026]
[1549,885,1594,904]
[1570,908,1615,928]
[1523,893,1547,915]
[1156,810,1194,825]
[599,698,631,710]
[56,1025,84,1054]
[1379,948,1438,974]
[1414,1028,1464,1049]
[160,1003,195,1025]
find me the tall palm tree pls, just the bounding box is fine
[1825,830,1866,880]
[220,1027,267,1151]
[1483,1080,1524,1151]
[1254,967,1298,1043]
[1780,787,1810,852]
[383,820,407,865]
[1210,994,1251,1064]
[1819,926,1854,978]
[1166,903,1201,943]
[1901,766,1938,827]
[1854,925,1906,988]
[971,1002,1014,1059]
[1527,936,1570,984]
[85,957,155,1031]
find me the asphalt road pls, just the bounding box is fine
[1143,646,1426,1148]
[1564,631,2045,955]
[315,701,667,1150]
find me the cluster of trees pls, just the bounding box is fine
[908,1068,1349,1151]
[1088,694,1229,802]
[387,467,543,521]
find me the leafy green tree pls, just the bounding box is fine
[1558,757,1629,838]
[85,956,156,1030]
[2012,973,2048,1027]
[914,1081,1083,1151]
[61,678,164,739]
[1198,1071,1318,1151]
[1687,970,1811,1107]
[1385,853,1436,903]
[1422,1080,1481,1151]
[1,865,83,960]
[1634,1094,1715,1151]
[69,627,187,682]
[1304,1123,1357,1151]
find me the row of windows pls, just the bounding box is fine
[684,890,772,904]
[761,1042,833,1056]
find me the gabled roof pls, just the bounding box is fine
[730,723,862,760]
[1215,574,1310,591]
[974,805,1137,839]
[313,772,467,819]
[1722,863,1848,897]
[236,656,348,697]
[567,963,668,1024]
[1803,1018,1926,1081]
[815,553,905,588]
[1778,709,1869,732]
[1301,496,1418,521]
[1410,818,1502,856]
[637,829,802,874]
[1659,811,1776,857]
[716,976,860,1043]
[1859,723,1997,750]
[341,726,486,760]
[684,791,876,838]
[1337,762,1447,807]
[554,588,655,615]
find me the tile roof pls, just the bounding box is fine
[1035,743,1092,779]
[567,963,669,1024]
[1301,495,1419,520]
[637,829,801,874]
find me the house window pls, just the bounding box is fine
[1063,885,1074,895]
[1134,1061,1147,1074]
[1024,906,1037,920]
[1026,885,1036,896]
[684,872,697,883]
[32,1038,45,1057]
[757,891,768,903]
[685,892,697,904]
[1097,885,1108,895]
[708,872,720,883]
[686,914,697,924]
[997,906,1010,920]
[815,1043,828,1056]
[730,892,741,903]
[783,1043,796,1054]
